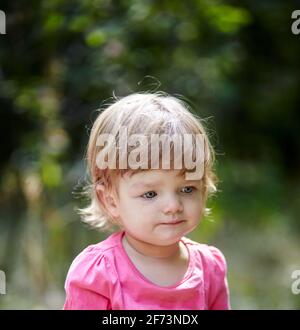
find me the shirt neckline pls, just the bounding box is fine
[117,231,195,290]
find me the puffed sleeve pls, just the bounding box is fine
[63,246,114,310]
[206,246,230,310]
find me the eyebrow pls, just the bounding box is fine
[129,182,160,190]
[130,179,202,190]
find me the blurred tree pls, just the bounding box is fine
[0,0,299,308]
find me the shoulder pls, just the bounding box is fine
[65,232,122,290]
[183,236,227,275]
[182,237,230,309]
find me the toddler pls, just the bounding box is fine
[63,92,230,310]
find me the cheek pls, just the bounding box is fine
[124,199,159,226]
[184,197,203,217]
[119,196,150,218]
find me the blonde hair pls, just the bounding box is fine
[79,92,217,231]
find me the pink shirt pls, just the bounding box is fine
[63,231,230,310]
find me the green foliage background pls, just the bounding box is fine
[0,0,300,309]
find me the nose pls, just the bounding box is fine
[162,193,183,215]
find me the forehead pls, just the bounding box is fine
[121,169,200,187]
[125,169,182,181]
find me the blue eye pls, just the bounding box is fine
[142,191,157,199]
[181,186,195,194]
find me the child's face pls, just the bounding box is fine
[113,170,203,246]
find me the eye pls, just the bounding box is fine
[181,186,195,194]
[142,191,157,199]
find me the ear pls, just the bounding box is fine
[96,184,120,219]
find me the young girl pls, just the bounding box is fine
[63,92,230,310]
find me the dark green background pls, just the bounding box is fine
[0,0,300,309]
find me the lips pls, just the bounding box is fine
[160,220,185,225]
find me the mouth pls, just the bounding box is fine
[160,220,185,226]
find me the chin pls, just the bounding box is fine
[156,232,188,246]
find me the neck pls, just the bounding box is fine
[123,233,182,259]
